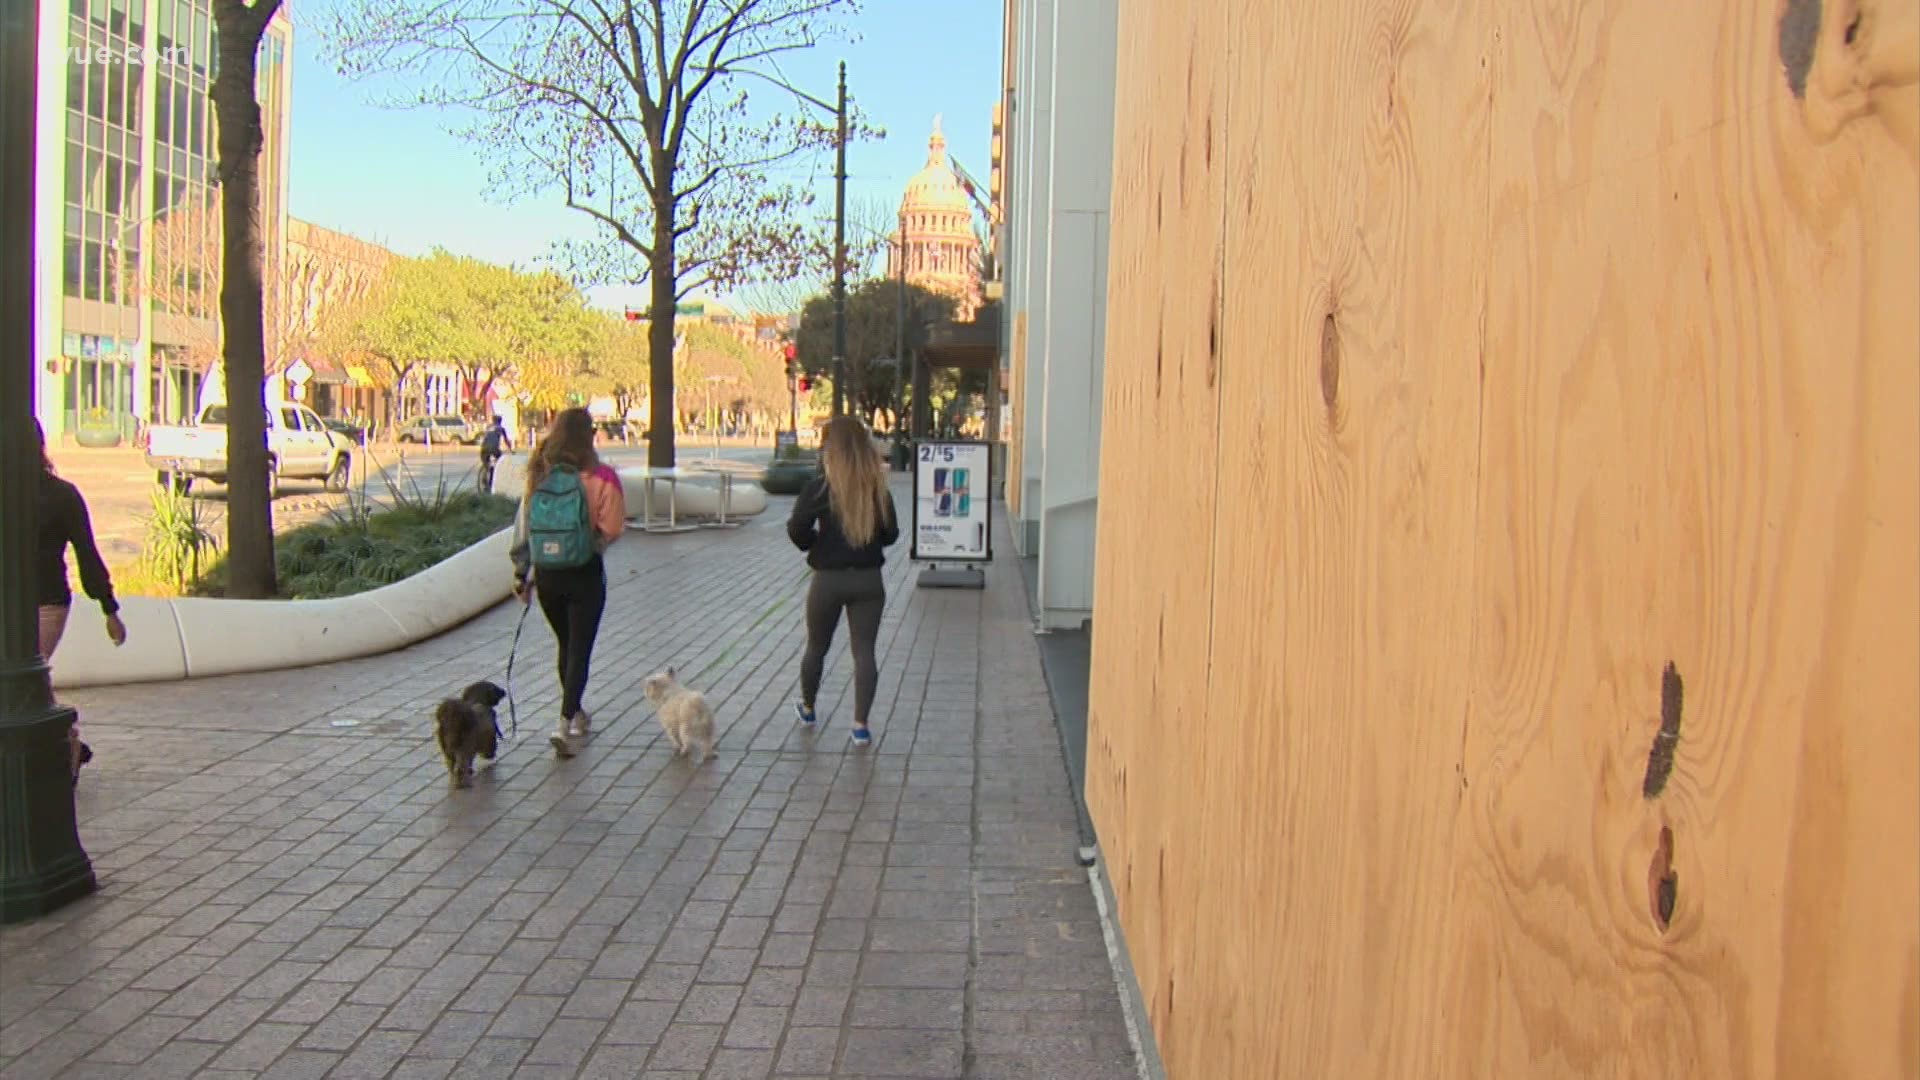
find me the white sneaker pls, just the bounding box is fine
[550,728,577,757]
[569,710,592,738]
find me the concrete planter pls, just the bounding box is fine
[49,528,516,690]
[760,461,819,495]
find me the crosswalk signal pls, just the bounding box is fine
[798,375,811,393]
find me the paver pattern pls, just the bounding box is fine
[0,480,1139,1079]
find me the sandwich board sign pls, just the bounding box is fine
[910,439,991,587]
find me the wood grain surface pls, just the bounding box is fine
[1081,0,1919,1075]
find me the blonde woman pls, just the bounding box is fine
[787,416,900,746]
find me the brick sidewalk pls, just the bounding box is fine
[0,483,1140,1079]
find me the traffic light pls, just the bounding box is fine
[798,375,811,393]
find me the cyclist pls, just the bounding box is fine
[479,415,511,492]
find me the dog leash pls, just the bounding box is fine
[503,594,532,746]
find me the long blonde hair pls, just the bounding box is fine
[821,416,891,546]
[525,407,600,496]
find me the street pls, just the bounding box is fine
[48,441,775,569]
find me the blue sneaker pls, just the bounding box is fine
[794,703,816,727]
[849,726,872,748]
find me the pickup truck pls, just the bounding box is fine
[144,401,354,498]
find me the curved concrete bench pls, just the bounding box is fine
[50,528,514,691]
[493,456,770,520]
[615,467,770,520]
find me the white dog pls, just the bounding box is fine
[641,668,717,765]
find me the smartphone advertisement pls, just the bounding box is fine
[912,440,992,561]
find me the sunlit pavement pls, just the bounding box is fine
[0,483,1139,1079]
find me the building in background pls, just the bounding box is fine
[888,119,986,320]
[282,218,395,422]
[30,0,293,444]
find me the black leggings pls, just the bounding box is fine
[800,568,886,728]
[535,557,606,720]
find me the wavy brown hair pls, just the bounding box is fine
[34,418,54,477]
[820,416,891,547]
[525,408,600,495]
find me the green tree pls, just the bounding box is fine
[327,0,876,470]
[794,278,957,429]
[580,315,648,422]
[316,254,482,422]
[513,299,603,414]
[460,260,597,419]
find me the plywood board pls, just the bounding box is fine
[1083,1,1230,1072]
[1083,0,1920,1075]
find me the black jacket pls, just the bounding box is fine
[38,474,118,614]
[787,476,899,570]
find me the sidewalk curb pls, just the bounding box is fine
[1090,855,1169,1080]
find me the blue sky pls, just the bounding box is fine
[284,1,1004,314]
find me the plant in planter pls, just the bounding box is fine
[75,406,123,448]
[760,442,821,495]
[141,485,221,593]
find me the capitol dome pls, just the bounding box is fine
[901,120,974,220]
[891,116,983,318]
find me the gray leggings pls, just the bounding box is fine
[800,568,886,728]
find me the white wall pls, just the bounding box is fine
[33,0,68,430]
[1011,0,1055,555]
[1005,0,1118,630]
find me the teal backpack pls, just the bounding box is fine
[527,465,594,570]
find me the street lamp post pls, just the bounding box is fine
[896,210,909,438]
[843,216,911,436]
[704,374,736,460]
[830,62,848,418]
[0,0,98,924]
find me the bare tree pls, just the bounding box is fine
[148,193,315,383]
[328,0,872,468]
[738,192,893,316]
[212,0,287,599]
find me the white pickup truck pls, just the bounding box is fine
[143,401,354,498]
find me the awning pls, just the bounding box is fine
[305,358,350,386]
[921,304,1002,372]
[344,366,378,388]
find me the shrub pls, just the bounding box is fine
[140,485,221,593]
[126,491,517,600]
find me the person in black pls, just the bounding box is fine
[478,416,511,492]
[787,416,900,747]
[34,419,126,782]
[508,408,627,758]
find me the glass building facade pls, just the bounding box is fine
[33,0,291,442]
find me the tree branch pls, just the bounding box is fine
[673,200,703,240]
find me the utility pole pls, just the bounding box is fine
[831,61,848,418]
[0,0,98,923]
[895,214,907,435]
[784,340,799,439]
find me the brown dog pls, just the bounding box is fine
[434,680,506,788]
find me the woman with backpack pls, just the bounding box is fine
[787,415,900,747]
[509,408,626,757]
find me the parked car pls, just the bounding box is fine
[396,415,481,445]
[322,418,370,446]
[143,401,354,498]
[596,418,648,443]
